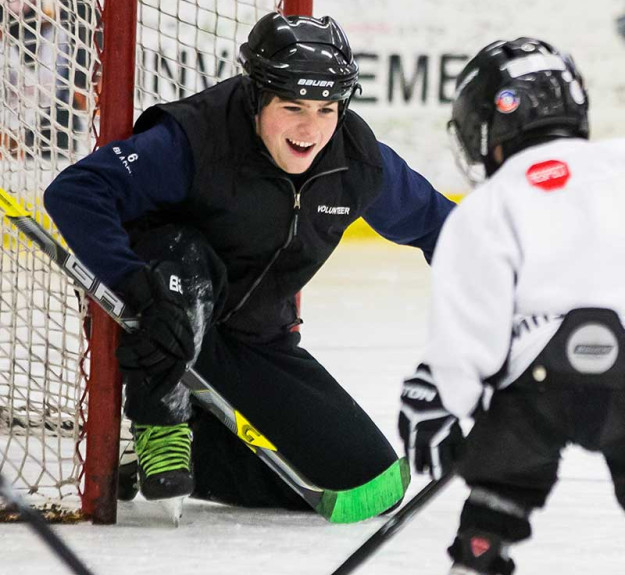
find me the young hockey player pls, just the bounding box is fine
[399,37,625,573]
[44,12,454,511]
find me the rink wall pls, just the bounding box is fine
[316,0,625,240]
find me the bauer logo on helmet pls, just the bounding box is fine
[297,79,335,88]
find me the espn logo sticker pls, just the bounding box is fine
[526,160,570,191]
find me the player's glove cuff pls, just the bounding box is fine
[398,364,464,479]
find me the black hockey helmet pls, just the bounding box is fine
[238,12,359,116]
[448,37,589,183]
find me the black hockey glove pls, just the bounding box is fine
[398,364,464,479]
[115,261,196,399]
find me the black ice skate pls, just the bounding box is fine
[447,530,515,575]
[133,423,194,501]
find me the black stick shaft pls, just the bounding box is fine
[331,472,455,575]
[0,475,95,575]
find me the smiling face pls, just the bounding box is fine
[256,96,339,174]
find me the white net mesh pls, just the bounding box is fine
[0,0,100,518]
[136,0,276,111]
[0,0,278,519]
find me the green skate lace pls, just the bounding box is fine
[134,424,192,478]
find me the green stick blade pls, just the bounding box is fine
[317,457,411,523]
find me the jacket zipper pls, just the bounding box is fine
[219,166,348,324]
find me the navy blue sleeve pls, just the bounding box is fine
[44,115,193,288]
[363,142,455,263]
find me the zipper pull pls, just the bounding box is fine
[292,211,300,238]
[291,191,301,238]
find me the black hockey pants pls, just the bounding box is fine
[123,225,399,509]
[457,308,625,543]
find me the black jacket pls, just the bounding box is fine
[134,76,385,340]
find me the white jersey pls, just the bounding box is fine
[425,137,625,418]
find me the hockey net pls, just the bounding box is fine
[0,0,307,523]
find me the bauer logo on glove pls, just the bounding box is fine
[169,274,183,295]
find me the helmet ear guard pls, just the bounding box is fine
[449,37,589,183]
[447,119,488,185]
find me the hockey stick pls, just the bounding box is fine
[330,472,455,574]
[0,474,96,575]
[0,187,409,523]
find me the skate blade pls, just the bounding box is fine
[160,496,185,527]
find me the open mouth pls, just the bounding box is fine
[287,138,315,154]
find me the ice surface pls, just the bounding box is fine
[1,241,623,574]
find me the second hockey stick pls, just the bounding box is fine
[330,472,455,574]
[0,474,96,575]
[0,187,409,524]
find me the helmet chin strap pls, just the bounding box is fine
[337,83,361,127]
[483,152,502,177]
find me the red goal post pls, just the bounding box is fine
[0,0,312,525]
